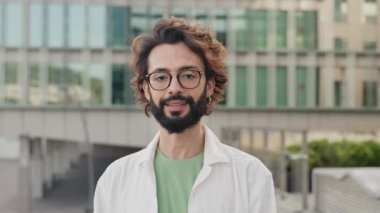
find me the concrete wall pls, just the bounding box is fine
[1,107,379,148]
[0,137,20,159]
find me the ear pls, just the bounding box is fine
[143,81,151,101]
[206,78,215,98]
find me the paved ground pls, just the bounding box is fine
[0,158,313,213]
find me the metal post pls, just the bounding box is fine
[250,128,255,155]
[19,134,32,213]
[301,130,309,211]
[80,106,95,213]
[279,130,286,199]
[263,130,269,168]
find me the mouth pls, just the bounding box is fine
[164,100,188,113]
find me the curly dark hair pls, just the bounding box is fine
[129,17,228,116]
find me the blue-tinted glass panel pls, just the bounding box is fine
[213,9,227,46]
[29,64,42,106]
[67,64,85,105]
[362,0,377,24]
[112,64,134,105]
[5,3,22,47]
[107,6,129,47]
[194,8,208,26]
[89,5,106,48]
[250,10,268,50]
[68,5,85,48]
[48,5,64,48]
[277,11,287,50]
[233,9,249,52]
[296,66,308,107]
[89,64,106,105]
[296,11,317,50]
[47,64,64,105]
[130,7,148,40]
[125,67,134,105]
[171,8,188,18]
[363,81,378,107]
[334,81,342,107]
[334,37,347,51]
[4,63,20,104]
[149,7,163,28]
[236,66,248,106]
[276,67,288,107]
[335,0,347,22]
[256,66,268,107]
[0,3,4,46]
[29,4,44,47]
[112,64,125,105]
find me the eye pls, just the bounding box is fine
[180,70,197,80]
[151,73,169,82]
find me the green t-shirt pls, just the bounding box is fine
[154,149,204,213]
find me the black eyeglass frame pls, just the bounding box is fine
[145,70,203,91]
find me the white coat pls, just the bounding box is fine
[94,126,276,213]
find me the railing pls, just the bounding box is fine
[221,126,310,211]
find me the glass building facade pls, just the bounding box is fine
[0,0,379,109]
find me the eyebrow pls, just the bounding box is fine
[151,65,202,73]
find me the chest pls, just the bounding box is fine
[111,166,247,213]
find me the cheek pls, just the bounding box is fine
[149,91,163,105]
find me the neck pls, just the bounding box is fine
[158,122,205,160]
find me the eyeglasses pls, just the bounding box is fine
[145,70,203,91]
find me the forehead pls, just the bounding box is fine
[147,42,205,73]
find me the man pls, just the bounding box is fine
[94,17,276,213]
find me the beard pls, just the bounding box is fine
[150,90,208,134]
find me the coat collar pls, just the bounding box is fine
[137,125,230,166]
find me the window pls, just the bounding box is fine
[171,7,188,18]
[276,67,288,107]
[48,4,64,48]
[250,10,268,50]
[29,3,44,47]
[335,0,347,22]
[277,11,287,50]
[89,64,106,105]
[130,7,148,41]
[362,0,378,24]
[363,41,377,51]
[112,64,134,105]
[4,63,20,104]
[0,3,3,46]
[213,9,227,46]
[233,9,249,52]
[194,8,208,26]
[296,66,308,107]
[29,64,42,106]
[67,64,85,105]
[47,64,64,105]
[149,7,163,28]
[89,5,106,48]
[363,81,378,107]
[256,66,268,107]
[5,3,22,47]
[334,37,347,51]
[68,5,85,48]
[107,6,129,48]
[334,81,343,107]
[296,11,317,50]
[236,66,248,106]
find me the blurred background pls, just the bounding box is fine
[0,0,379,212]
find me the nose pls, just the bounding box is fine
[168,76,183,95]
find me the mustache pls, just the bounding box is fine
[159,94,195,107]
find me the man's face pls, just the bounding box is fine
[143,42,215,133]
